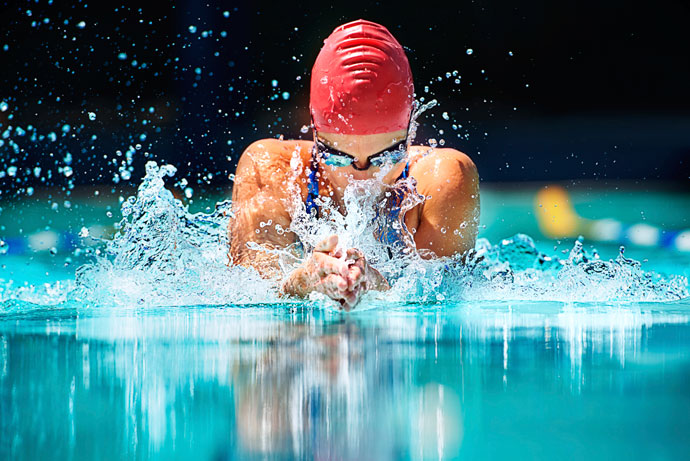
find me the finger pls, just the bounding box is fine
[314,252,349,278]
[314,235,338,253]
[347,265,364,290]
[346,248,363,261]
[341,288,361,311]
[318,273,348,295]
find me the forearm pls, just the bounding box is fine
[234,250,283,279]
[280,266,313,298]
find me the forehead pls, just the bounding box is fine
[317,129,407,156]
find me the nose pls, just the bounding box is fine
[351,159,370,171]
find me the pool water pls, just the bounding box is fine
[1,184,690,460]
[2,300,690,460]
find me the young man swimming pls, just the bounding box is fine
[229,19,479,310]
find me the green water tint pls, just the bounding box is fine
[1,302,690,460]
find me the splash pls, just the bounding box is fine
[3,159,687,309]
[72,161,279,307]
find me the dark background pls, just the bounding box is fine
[1,0,689,199]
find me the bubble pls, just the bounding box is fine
[271,79,278,87]
[442,112,449,120]
[508,51,514,56]
[7,166,17,177]
[223,11,230,18]
[0,240,8,255]
[76,21,86,29]
[188,25,197,33]
[88,112,96,121]
[0,101,7,112]
[466,48,473,55]
[184,187,193,199]
[117,52,127,61]
[61,124,71,133]
[300,125,310,134]
[281,92,290,100]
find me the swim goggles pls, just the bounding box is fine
[313,136,408,171]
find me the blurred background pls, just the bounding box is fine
[0,0,689,264]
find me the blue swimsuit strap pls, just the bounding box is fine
[305,154,321,216]
[305,156,409,217]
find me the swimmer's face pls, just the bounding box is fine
[314,130,409,188]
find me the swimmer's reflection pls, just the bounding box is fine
[229,319,465,460]
[233,321,371,458]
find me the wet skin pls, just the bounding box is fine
[228,131,480,310]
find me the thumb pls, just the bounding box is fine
[314,234,338,253]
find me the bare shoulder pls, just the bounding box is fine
[237,138,313,180]
[234,138,314,195]
[407,146,478,190]
[404,146,480,257]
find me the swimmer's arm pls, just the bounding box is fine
[228,142,297,278]
[409,149,480,257]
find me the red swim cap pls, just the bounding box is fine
[310,19,414,135]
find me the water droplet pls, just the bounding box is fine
[76,21,86,29]
[300,125,309,134]
[466,48,474,55]
[442,112,449,120]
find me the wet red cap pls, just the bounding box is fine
[310,19,414,135]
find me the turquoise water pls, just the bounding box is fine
[2,300,690,459]
[1,180,690,459]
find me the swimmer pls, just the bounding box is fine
[229,19,479,310]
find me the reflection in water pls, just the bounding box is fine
[1,302,690,460]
